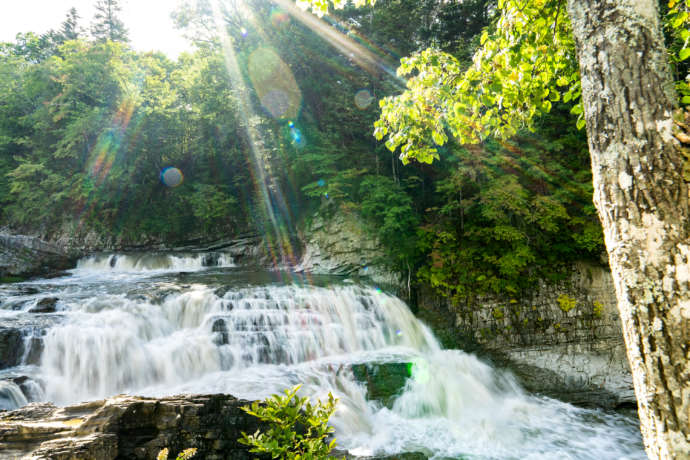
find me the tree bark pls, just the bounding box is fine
[566,1,690,458]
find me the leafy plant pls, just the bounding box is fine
[556,294,577,312]
[157,447,197,460]
[239,385,338,460]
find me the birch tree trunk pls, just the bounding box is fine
[566,1,690,457]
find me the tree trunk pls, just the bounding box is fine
[566,1,690,458]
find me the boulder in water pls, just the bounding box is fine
[331,449,428,460]
[28,297,58,313]
[351,362,412,408]
[211,318,229,345]
[0,327,24,369]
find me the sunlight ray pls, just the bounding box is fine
[271,0,399,81]
[211,0,299,268]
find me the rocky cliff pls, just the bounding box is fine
[295,211,400,288]
[0,234,75,280]
[0,394,266,460]
[418,262,634,408]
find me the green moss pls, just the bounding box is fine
[492,307,505,320]
[0,276,25,284]
[557,294,577,312]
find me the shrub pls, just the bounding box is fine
[239,385,338,460]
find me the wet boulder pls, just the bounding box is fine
[351,362,412,408]
[28,297,58,313]
[211,318,229,345]
[0,327,24,369]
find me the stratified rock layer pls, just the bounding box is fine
[0,234,74,280]
[419,262,634,408]
[0,394,266,460]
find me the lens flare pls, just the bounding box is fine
[290,127,304,147]
[270,7,290,28]
[248,47,302,119]
[411,358,431,384]
[161,167,184,188]
[354,89,374,109]
[317,179,325,187]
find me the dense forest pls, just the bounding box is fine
[0,0,606,300]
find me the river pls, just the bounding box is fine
[0,253,645,459]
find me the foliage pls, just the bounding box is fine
[0,0,607,302]
[416,110,604,300]
[0,33,253,243]
[373,0,580,164]
[668,0,690,103]
[157,448,198,460]
[358,175,420,271]
[239,385,338,460]
[306,0,688,161]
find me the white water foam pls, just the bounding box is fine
[75,252,234,273]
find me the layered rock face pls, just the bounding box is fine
[0,393,426,460]
[0,234,74,280]
[0,394,266,460]
[419,262,633,408]
[296,211,398,287]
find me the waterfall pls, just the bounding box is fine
[0,259,645,459]
[75,252,234,272]
[0,381,28,411]
[39,285,437,404]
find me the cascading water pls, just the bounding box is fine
[0,255,645,459]
[76,252,235,272]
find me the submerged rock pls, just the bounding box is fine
[331,449,428,460]
[0,328,24,369]
[351,363,411,408]
[28,297,58,314]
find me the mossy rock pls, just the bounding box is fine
[351,362,412,408]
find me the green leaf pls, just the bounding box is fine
[576,117,586,130]
[680,48,690,61]
[431,130,445,146]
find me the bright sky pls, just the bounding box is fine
[0,0,193,57]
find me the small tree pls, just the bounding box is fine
[239,385,338,460]
[91,0,129,43]
[61,8,81,41]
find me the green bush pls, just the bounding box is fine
[239,385,338,460]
